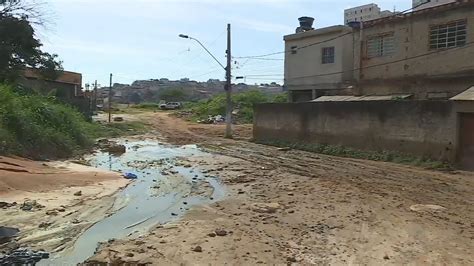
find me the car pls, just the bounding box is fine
[160,102,182,110]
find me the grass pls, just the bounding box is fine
[0,84,148,160]
[256,140,452,170]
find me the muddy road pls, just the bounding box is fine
[1,111,474,265]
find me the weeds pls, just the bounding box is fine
[256,140,452,170]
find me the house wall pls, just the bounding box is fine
[413,0,456,10]
[284,26,354,96]
[354,2,474,98]
[254,101,458,162]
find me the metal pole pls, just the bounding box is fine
[225,23,232,139]
[108,73,112,123]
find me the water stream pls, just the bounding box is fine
[41,139,225,265]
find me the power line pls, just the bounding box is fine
[286,41,474,81]
[234,31,352,59]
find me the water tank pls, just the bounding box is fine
[298,17,315,31]
[347,21,362,29]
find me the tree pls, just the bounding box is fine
[0,0,62,83]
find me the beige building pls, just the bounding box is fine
[344,3,393,25]
[284,0,474,102]
[284,25,354,102]
[354,0,474,99]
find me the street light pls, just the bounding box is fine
[178,34,226,70]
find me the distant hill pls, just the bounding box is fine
[97,78,284,104]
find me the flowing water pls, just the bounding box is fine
[41,139,225,265]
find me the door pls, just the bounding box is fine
[459,113,474,170]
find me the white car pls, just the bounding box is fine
[159,102,182,110]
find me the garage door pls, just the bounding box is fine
[459,113,474,170]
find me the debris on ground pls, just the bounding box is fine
[214,229,228,236]
[20,200,44,212]
[197,115,225,124]
[113,117,124,122]
[409,204,447,212]
[0,248,49,264]
[123,173,138,180]
[0,226,19,244]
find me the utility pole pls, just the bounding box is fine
[225,23,232,139]
[93,80,98,114]
[108,73,112,123]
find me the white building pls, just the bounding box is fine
[344,3,392,24]
[413,0,456,10]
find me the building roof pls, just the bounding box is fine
[312,94,412,102]
[362,0,474,28]
[450,86,474,101]
[23,68,82,86]
[284,25,352,41]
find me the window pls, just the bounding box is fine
[429,20,467,50]
[322,47,335,64]
[367,33,395,58]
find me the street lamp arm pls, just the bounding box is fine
[189,37,226,70]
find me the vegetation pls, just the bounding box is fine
[0,0,62,83]
[0,85,146,159]
[256,140,452,170]
[184,90,288,123]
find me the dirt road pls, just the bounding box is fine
[88,111,474,265]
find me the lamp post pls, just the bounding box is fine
[179,24,233,138]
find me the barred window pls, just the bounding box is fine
[430,20,467,50]
[367,33,395,58]
[322,47,335,64]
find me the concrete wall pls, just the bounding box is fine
[354,2,474,98]
[254,101,458,162]
[284,26,354,93]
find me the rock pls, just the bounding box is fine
[215,229,228,236]
[73,191,82,196]
[183,202,188,205]
[251,203,281,214]
[384,255,390,260]
[208,232,216,237]
[0,201,16,209]
[125,253,134,257]
[287,256,297,262]
[72,219,81,224]
[109,145,126,154]
[277,147,291,151]
[113,117,124,122]
[287,192,294,196]
[238,191,245,194]
[45,210,58,216]
[57,207,66,212]
[38,222,52,229]
[171,213,178,216]
[192,246,203,252]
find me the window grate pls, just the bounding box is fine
[367,33,395,58]
[322,47,335,64]
[429,20,467,50]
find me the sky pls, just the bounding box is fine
[39,0,411,87]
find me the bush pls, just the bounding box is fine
[185,90,284,123]
[0,85,93,159]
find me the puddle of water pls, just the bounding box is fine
[41,140,225,265]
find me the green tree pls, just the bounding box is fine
[158,87,188,102]
[0,0,62,83]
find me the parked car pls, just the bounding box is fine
[160,102,182,110]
